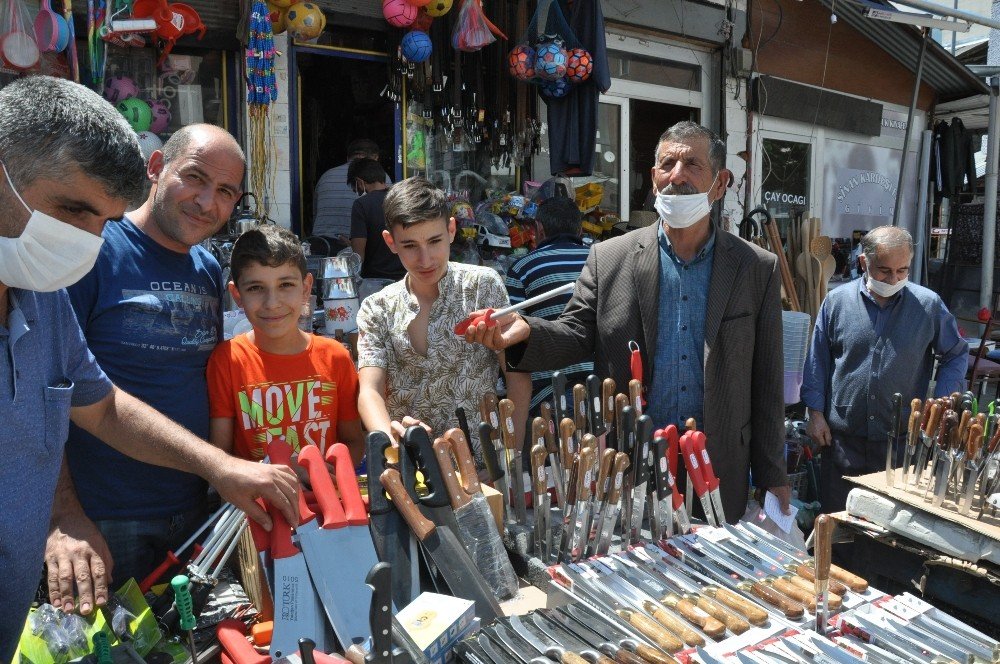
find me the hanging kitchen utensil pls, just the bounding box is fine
[2,0,40,71]
[34,0,69,52]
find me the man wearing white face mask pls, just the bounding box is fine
[0,77,300,659]
[463,121,791,523]
[802,226,967,512]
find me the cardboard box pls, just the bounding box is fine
[397,593,475,664]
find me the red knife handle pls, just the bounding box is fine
[247,499,270,551]
[299,444,347,530]
[680,434,709,497]
[327,442,368,526]
[267,440,316,526]
[217,619,270,664]
[691,432,719,490]
[664,424,679,479]
[139,550,180,593]
[453,308,496,335]
[669,471,685,510]
[267,498,300,560]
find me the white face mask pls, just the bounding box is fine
[0,163,105,292]
[653,174,719,229]
[867,275,907,298]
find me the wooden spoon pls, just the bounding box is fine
[810,234,831,312]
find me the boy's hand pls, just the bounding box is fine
[463,311,530,351]
[390,416,432,441]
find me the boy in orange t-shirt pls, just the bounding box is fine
[208,226,364,463]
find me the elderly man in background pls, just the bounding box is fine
[0,77,297,659]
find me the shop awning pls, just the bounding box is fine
[815,0,988,102]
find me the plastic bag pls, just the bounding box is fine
[451,0,506,53]
[0,0,41,71]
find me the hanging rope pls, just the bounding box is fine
[246,0,277,221]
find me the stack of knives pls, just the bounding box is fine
[892,391,1000,518]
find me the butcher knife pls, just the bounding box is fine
[531,443,552,563]
[552,370,569,426]
[679,432,717,526]
[690,432,726,524]
[601,378,616,450]
[499,398,528,524]
[565,446,596,562]
[586,448,616,557]
[900,399,922,487]
[594,452,630,555]
[540,402,567,508]
[886,393,902,488]
[380,467,502,620]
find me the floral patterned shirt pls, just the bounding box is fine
[357,262,509,461]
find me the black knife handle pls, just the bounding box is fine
[365,562,396,663]
[633,414,651,485]
[586,374,602,435]
[298,639,316,664]
[653,436,671,500]
[366,432,395,515]
[552,370,568,423]
[479,421,504,482]
[620,406,636,457]
[456,406,473,447]
[401,426,450,508]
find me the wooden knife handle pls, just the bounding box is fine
[920,400,933,431]
[615,393,629,435]
[610,649,645,664]
[540,402,558,453]
[967,422,984,457]
[990,425,1000,454]
[573,384,588,431]
[432,437,471,510]
[644,601,704,647]
[684,417,697,432]
[380,468,434,541]
[633,645,680,664]
[481,392,499,430]
[794,564,849,596]
[616,610,683,654]
[581,433,598,458]
[532,416,548,453]
[629,379,644,414]
[576,447,596,502]
[443,428,481,494]
[814,514,832,582]
[602,378,616,425]
[607,453,629,504]
[498,398,517,449]
[925,402,942,436]
[829,564,868,593]
[689,594,751,635]
[747,582,804,619]
[788,574,842,609]
[560,418,577,460]
[562,653,588,664]
[704,586,768,626]
[674,598,726,639]
[595,448,615,501]
[773,577,816,612]
[530,444,548,496]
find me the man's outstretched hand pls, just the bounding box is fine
[462,311,530,351]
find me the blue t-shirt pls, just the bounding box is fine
[65,218,223,520]
[0,289,112,662]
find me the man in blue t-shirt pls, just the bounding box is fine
[45,124,249,603]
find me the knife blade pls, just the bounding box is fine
[689,432,726,525]
[886,393,902,488]
[586,448,616,557]
[679,432,717,527]
[505,614,588,663]
[540,403,567,509]
[380,468,502,620]
[595,452,630,555]
[499,398,528,525]
[542,609,650,664]
[478,421,508,525]
[628,414,651,544]
[484,623,533,664]
[531,443,552,564]
[566,446,596,562]
[557,604,677,664]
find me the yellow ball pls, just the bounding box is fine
[266,2,288,33]
[287,2,326,41]
[424,0,452,17]
[269,0,298,7]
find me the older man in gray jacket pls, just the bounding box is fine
[465,121,790,523]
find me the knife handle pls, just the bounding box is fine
[704,587,769,626]
[551,371,568,421]
[620,405,636,456]
[673,597,726,639]
[532,415,548,452]
[299,445,346,528]
[614,393,629,440]
[380,468,436,541]
[608,648,645,664]
[794,564,848,595]
[560,417,577,463]
[268,439,315,526]
[787,574,842,609]
[908,408,922,445]
[562,653,588,664]
[616,610,683,654]
[498,398,517,449]
[680,433,708,497]
[631,413,650,485]
[595,448,615,502]
[576,447,596,502]
[587,374,602,432]
[455,406,473,448]
[217,619,270,664]
[540,402,558,453]
[573,384,589,432]
[772,577,816,612]
[607,453,630,504]
[266,495,300,560]
[602,378,616,427]
[628,379,643,415]
[433,437,471,510]
[531,444,548,496]
[581,433,599,460]
[328,443,368,525]
[653,437,671,500]
[968,422,984,457]
[479,421,503,483]
[643,601,704,646]
[688,594,751,635]
[691,432,719,490]
[829,564,868,593]
[365,562,393,664]
[632,645,679,664]
[444,427,482,494]
[365,432,395,515]
[481,392,500,431]
[958,409,972,448]
[746,582,804,619]
[662,424,679,480]
[925,401,943,436]
[814,513,832,579]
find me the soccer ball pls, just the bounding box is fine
[566,48,593,83]
[103,75,140,103]
[287,3,326,40]
[424,0,452,17]
[266,1,288,33]
[116,98,152,133]
[135,131,163,160]
[148,99,172,133]
[507,45,535,81]
[401,30,433,63]
[534,40,567,81]
[383,0,417,27]
[539,78,570,98]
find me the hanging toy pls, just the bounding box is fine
[383,0,417,27]
[534,38,568,81]
[507,45,535,81]
[401,29,432,63]
[287,2,325,40]
[565,48,593,83]
[266,1,288,33]
[539,77,570,98]
[116,98,152,132]
[424,0,452,18]
[148,99,172,134]
[135,131,163,160]
[103,75,140,103]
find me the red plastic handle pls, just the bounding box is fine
[663,424,679,480]
[268,440,316,527]
[326,443,368,526]
[691,431,719,490]
[267,498,300,560]
[247,499,270,552]
[453,308,496,335]
[629,343,646,406]
[299,445,348,530]
[217,619,270,664]
[680,433,708,497]
[138,550,179,593]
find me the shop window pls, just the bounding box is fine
[762,138,810,235]
[607,50,700,91]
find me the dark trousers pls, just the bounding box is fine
[820,434,906,513]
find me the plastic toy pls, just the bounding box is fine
[565,48,593,83]
[287,3,325,40]
[424,0,453,18]
[507,45,535,80]
[383,0,417,27]
[103,75,140,103]
[148,99,171,133]
[401,29,432,63]
[534,39,567,80]
[116,98,152,132]
[135,131,163,160]
[539,77,570,98]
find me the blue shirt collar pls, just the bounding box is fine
[657,223,716,264]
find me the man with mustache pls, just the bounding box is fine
[46,124,248,613]
[464,121,790,523]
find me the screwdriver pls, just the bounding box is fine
[171,575,199,664]
[93,631,112,664]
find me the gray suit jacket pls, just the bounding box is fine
[507,223,788,522]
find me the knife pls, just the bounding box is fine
[541,609,650,664]
[913,400,942,489]
[557,604,677,664]
[572,384,588,446]
[628,414,651,544]
[679,432,717,526]
[552,370,569,427]
[559,417,578,495]
[435,434,519,599]
[363,563,405,663]
[529,611,626,664]
[618,406,637,544]
[586,448,616,557]
[689,432,726,525]
[298,443,377,649]
[499,398,528,525]
[601,378,616,451]
[930,410,958,504]
[557,452,579,563]
[812,514,832,635]
[481,391,510,492]
[455,407,474,453]
[901,399,922,487]
[595,452,630,556]
[506,613,598,663]
[365,433,416,609]
[960,422,985,515]
[613,393,629,455]
[380,468,502,620]
[565,446,596,562]
[886,393,902,488]
[483,623,533,664]
[540,403,567,508]
[650,435,673,541]
[628,380,643,416]
[531,443,552,564]
[586,375,606,450]
[400,426,464,536]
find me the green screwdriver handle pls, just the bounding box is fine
[92,631,112,664]
[171,575,197,631]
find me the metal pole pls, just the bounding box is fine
[893,29,930,227]
[891,0,1000,30]
[982,76,999,314]
[914,128,933,285]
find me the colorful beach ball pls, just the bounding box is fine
[116,98,152,132]
[104,75,140,103]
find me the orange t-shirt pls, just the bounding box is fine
[207,333,360,460]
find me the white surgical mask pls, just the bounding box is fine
[0,163,104,292]
[867,275,907,298]
[654,174,719,229]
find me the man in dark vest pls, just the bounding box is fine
[802,226,967,512]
